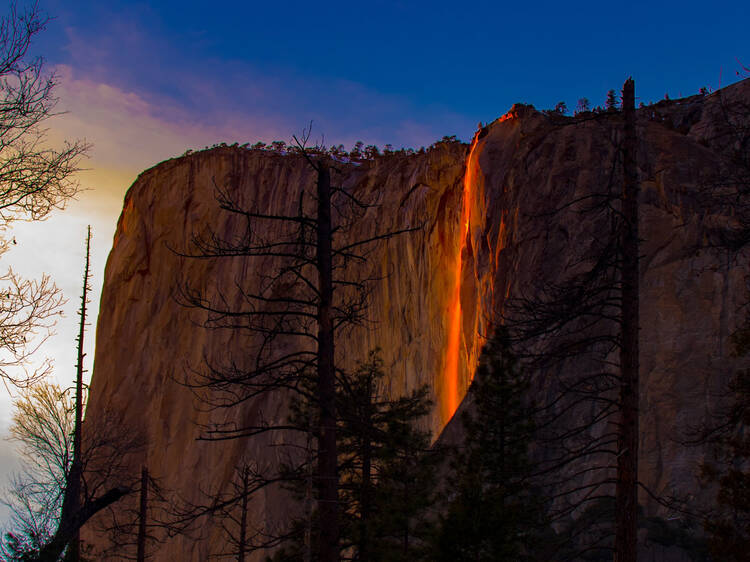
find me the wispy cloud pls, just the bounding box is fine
[54,11,473,150]
[48,65,285,180]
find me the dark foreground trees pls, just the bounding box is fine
[339,354,438,562]
[502,79,640,560]
[333,350,437,561]
[433,329,550,561]
[695,322,750,561]
[1,229,140,561]
[267,349,438,562]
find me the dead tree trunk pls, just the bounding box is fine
[137,466,148,562]
[63,226,91,562]
[304,426,313,562]
[316,161,339,562]
[37,486,130,562]
[615,77,639,562]
[239,466,249,562]
[36,228,133,561]
[359,373,373,562]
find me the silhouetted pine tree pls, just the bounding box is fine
[432,329,550,562]
[337,350,438,561]
[270,349,438,562]
[699,323,750,561]
[606,89,618,112]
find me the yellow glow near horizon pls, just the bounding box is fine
[0,64,281,428]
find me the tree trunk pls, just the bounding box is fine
[360,374,373,562]
[137,466,148,562]
[304,427,313,562]
[64,227,91,562]
[36,486,130,562]
[316,161,339,562]
[239,466,249,562]
[615,77,639,562]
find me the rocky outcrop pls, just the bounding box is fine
[84,79,750,559]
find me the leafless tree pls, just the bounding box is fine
[90,465,171,562]
[1,230,142,561]
[2,382,73,557]
[0,1,88,387]
[182,461,279,561]
[0,381,143,561]
[173,129,419,561]
[500,79,640,561]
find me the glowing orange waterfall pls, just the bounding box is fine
[442,133,479,424]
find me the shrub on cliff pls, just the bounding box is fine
[605,89,619,111]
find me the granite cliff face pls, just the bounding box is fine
[84,79,749,559]
[84,141,472,559]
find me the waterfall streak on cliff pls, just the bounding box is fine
[442,134,479,423]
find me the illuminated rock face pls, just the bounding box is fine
[84,79,749,559]
[84,143,472,559]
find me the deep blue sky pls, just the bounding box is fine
[33,0,748,148]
